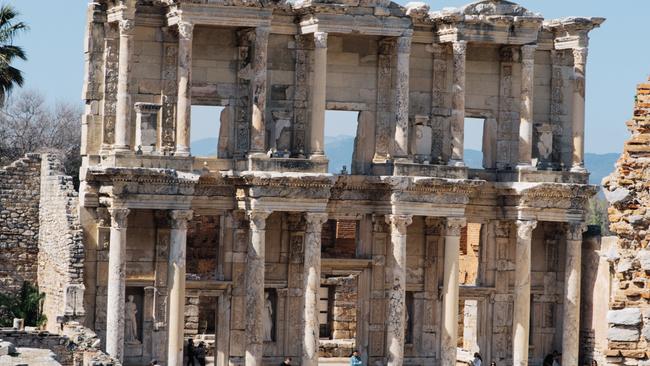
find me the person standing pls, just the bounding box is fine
[472,352,482,366]
[186,338,196,366]
[195,341,207,366]
[279,357,292,365]
[350,350,363,366]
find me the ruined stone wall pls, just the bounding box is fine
[0,154,41,295]
[602,81,650,364]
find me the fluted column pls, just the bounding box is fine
[513,220,537,366]
[385,214,413,366]
[394,35,412,159]
[310,32,327,158]
[246,210,271,366]
[518,45,537,169]
[167,210,193,366]
[114,20,135,152]
[250,26,270,154]
[175,21,194,156]
[562,222,585,366]
[303,213,329,366]
[441,218,465,366]
[449,41,467,166]
[106,208,130,361]
[571,47,587,172]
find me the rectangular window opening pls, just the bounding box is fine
[459,223,482,286]
[191,105,225,157]
[458,299,480,354]
[324,110,359,174]
[464,117,486,169]
[321,219,359,259]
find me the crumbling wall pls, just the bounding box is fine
[38,154,85,333]
[0,154,41,295]
[602,80,650,364]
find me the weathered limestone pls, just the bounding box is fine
[310,32,327,158]
[513,220,537,366]
[441,218,465,366]
[562,222,585,366]
[246,210,271,366]
[303,213,329,366]
[134,103,161,153]
[175,22,194,157]
[393,35,412,159]
[250,27,270,154]
[106,208,130,361]
[571,47,587,172]
[167,210,193,366]
[385,214,412,366]
[113,20,135,152]
[518,45,537,169]
[449,41,466,166]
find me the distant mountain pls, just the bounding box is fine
[190,137,620,186]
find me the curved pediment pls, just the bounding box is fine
[459,0,538,17]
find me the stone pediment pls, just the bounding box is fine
[459,0,537,17]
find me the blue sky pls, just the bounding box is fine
[6,0,647,154]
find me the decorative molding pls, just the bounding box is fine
[516,220,537,240]
[170,209,193,230]
[109,208,130,229]
[119,19,136,35]
[386,214,413,235]
[445,217,466,237]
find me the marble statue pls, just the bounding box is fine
[125,295,139,344]
[263,292,273,342]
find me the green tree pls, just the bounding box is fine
[587,196,611,236]
[0,4,27,104]
[0,282,46,327]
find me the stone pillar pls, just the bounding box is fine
[250,26,270,154]
[449,41,467,166]
[441,218,465,366]
[513,220,537,366]
[394,35,412,159]
[562,222,585,366]
[246,210,271,366]
[518,45,537,169]
[310,32,327,158]
[114,20,135,152]
[167,210,193,366]
[175,22,194,156]
[385,215,413,366]
[302,213,329,366]
[106,208,130,361]
[571,47,587,172]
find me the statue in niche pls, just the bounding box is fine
[263,292,274,342]
[125,295,140,344]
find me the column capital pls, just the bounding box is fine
[444,217,466,237]
[566,222,587,241]
[248,210,272,230]
[521,44,537,60]
[396,35,412,54]
[178,21,194,41]
[109,208,130,229]
[386,214,413,235]
[314,32,328,49]
[305,213,329,231]
[572,47,588,66]
[170,209,194,230]
[452,40,467,55]
[516,220,538,240]
[255,26,270,39]
[118,19,136,36]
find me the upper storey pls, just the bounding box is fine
[82,0,603,184]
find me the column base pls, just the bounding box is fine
[570,164,587,173]
[516,163,536,172]
[448,159,465,167]
[309,153,328,162]
[112,145,131,153]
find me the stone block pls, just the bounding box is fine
[608,308,643,326]
[0,341,16,356]
[607,326,640,342]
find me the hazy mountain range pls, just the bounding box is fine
[191,135,619,186]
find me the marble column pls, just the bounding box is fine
[571,47,587,172]
[250,26,270,155]
[385,214,412,366]
[175,22,194,156]
[114,20,135,152]
[562,222,585,366]
[106,208,130,361]
[303,213,329,366]
[394,35,412,159]
[513,220,537,366]
[441,218,465,366]
[518,45,537,169]
[310,32,327,158]
[246,210,271,366]
[449,41,467,166]
[167,210,193,366]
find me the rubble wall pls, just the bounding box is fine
[0,154,41,295]
[603,81,650,364]
[37,154,85,333]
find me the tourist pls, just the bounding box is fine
[543,353,554,366]
[279,357,292,365]
[186,338,196,366]
[350,350,363,366]
[590,360,598,366]
[489,362,497,366]
[552,351,561,366]
[472,352,482,366]
[149,360,159,366]
[195,341,207,366]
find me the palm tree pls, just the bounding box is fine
[0,4,27,104]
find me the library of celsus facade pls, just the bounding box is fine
[77,0,604,365]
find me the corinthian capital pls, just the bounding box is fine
[521,44,537,61]
[396,36,412,54]
[248,210,272,230]
[572,47,588,66]
[445,217,466,237]
[119,19,136,36]
[314,32,328,49]
[386,215,413,235]
[109,208,130,229]
[452,40,467,56]
[305,213,329,233]
[170,210,194,230]
[178,21,194,41]
[566,222,587,241]
[516,220,538,240]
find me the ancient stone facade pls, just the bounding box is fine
[76,1,603,365]
[603,81,650,365]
